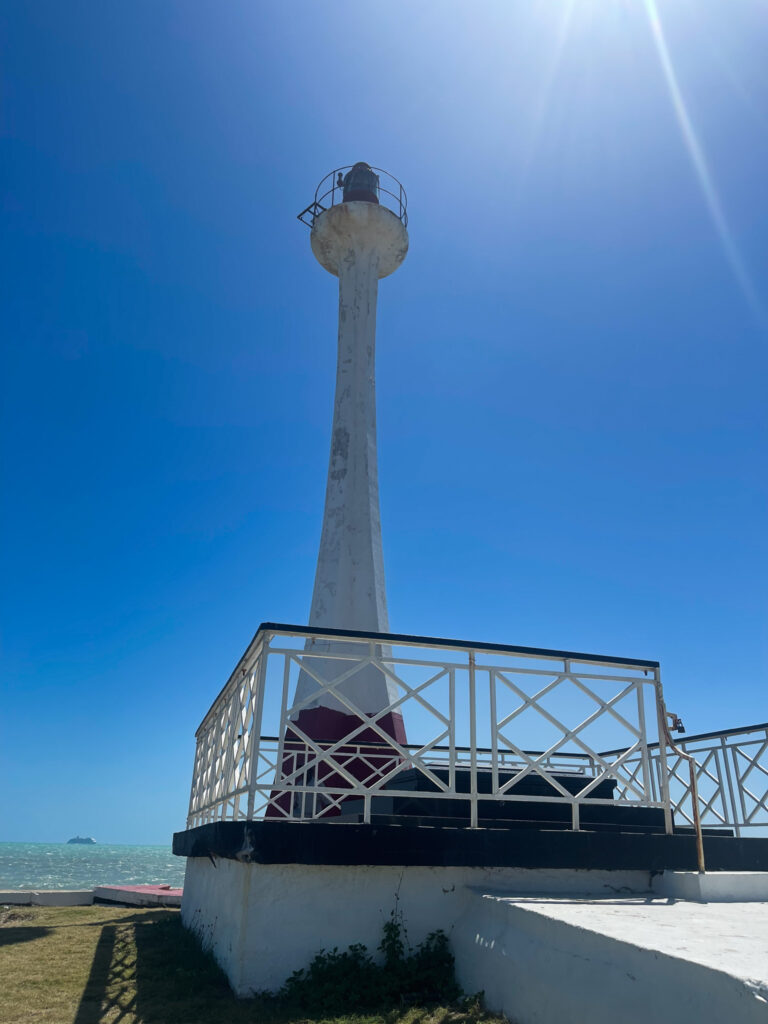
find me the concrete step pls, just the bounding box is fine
[454,888,768,1023]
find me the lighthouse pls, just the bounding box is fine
[292,163,409,751]
[176,159,762,1010]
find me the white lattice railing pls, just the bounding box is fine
[606,724,768,837]
[187,623,677,832]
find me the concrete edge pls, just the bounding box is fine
[0,890,94,906]
[454,891,768,1023]
[652,870,768,902]
[93,886,182,907]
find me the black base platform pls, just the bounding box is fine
[333,812,732,836]
[173,820,768,873]
[339,767,669,834]
[336,800,670,833]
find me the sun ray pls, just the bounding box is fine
[644,0,764,321]
[513,0,577,204]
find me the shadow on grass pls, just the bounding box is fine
[133,913,241,1024]
[72,925,120,1024]
[72,910,241,1024]
[0,926,52,947]
[51,910,172,930]
[70,910,496,1024]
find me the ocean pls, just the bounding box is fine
[0,843,186,891]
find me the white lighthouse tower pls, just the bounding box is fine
[292,163,409,748]
[177,160,743,1011]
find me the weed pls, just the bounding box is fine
[272,910,462,1015]
[0,906,38,926]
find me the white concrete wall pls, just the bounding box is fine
[0,889,93,906]
[453,893,768,1024]
[652,870,768,902]
[181,858,650,995]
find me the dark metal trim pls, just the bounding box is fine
[297,165,408,229]
[195,622,659,735]
[601,721,768,757]
[173,820,768,872]
[258,622,660,669]
[251,736,595,760]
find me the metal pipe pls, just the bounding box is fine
[658,697,706,873]
[468,651,478,829]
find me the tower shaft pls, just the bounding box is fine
[286,192,408,761]
[266,171,409,819]
[309,246,389,633]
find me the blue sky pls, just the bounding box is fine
[2,0,766,845]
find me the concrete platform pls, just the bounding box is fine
[652,869,768,901]
[180,858,653,994]
[455,890,768,1023]
[93,884,182,907]
[0,890,93,906]
[1,885,183,908]
[180,855,768,1021]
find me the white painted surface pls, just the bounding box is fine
[454,893,768,1023]
[0,889,94,906]
[181,858,649,995]
[305,203,407,639]
[293,202,409,719]
[652,870,768,901]
[187,624,668,827]
[637,724,768,836]
[311,200,408,280]
[182,858,768,1019]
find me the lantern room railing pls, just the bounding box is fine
[297,166,408,229]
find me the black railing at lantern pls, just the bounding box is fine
[297,166,408,229]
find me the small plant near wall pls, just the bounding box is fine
[271,909,463,1015]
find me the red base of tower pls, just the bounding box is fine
[266,706,407,819]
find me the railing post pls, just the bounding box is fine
[469,651,478,828]
[489,667,499,797]
[266,651,293,819]
[219,688,239,820]
[187,734,203,828]
[653,669,674,835]
[655,669,706,872]
[200,729,213,824]
[448,667,456,794]
[687,755,707,874]
[732,741,751,834]
[247,633,271,820]
[648,745,660,803]
[636,678,652,807]
[720,737,741,838]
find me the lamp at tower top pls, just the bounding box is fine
[297,163,408,229]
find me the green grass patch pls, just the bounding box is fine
[0,905,507,1024]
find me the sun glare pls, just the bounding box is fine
[514,0,577,203]
[644,0,764,322]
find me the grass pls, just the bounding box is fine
[0,905,507,1024]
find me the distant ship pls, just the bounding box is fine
[67,836,97,845]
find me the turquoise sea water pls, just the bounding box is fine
[0,843,185,891]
